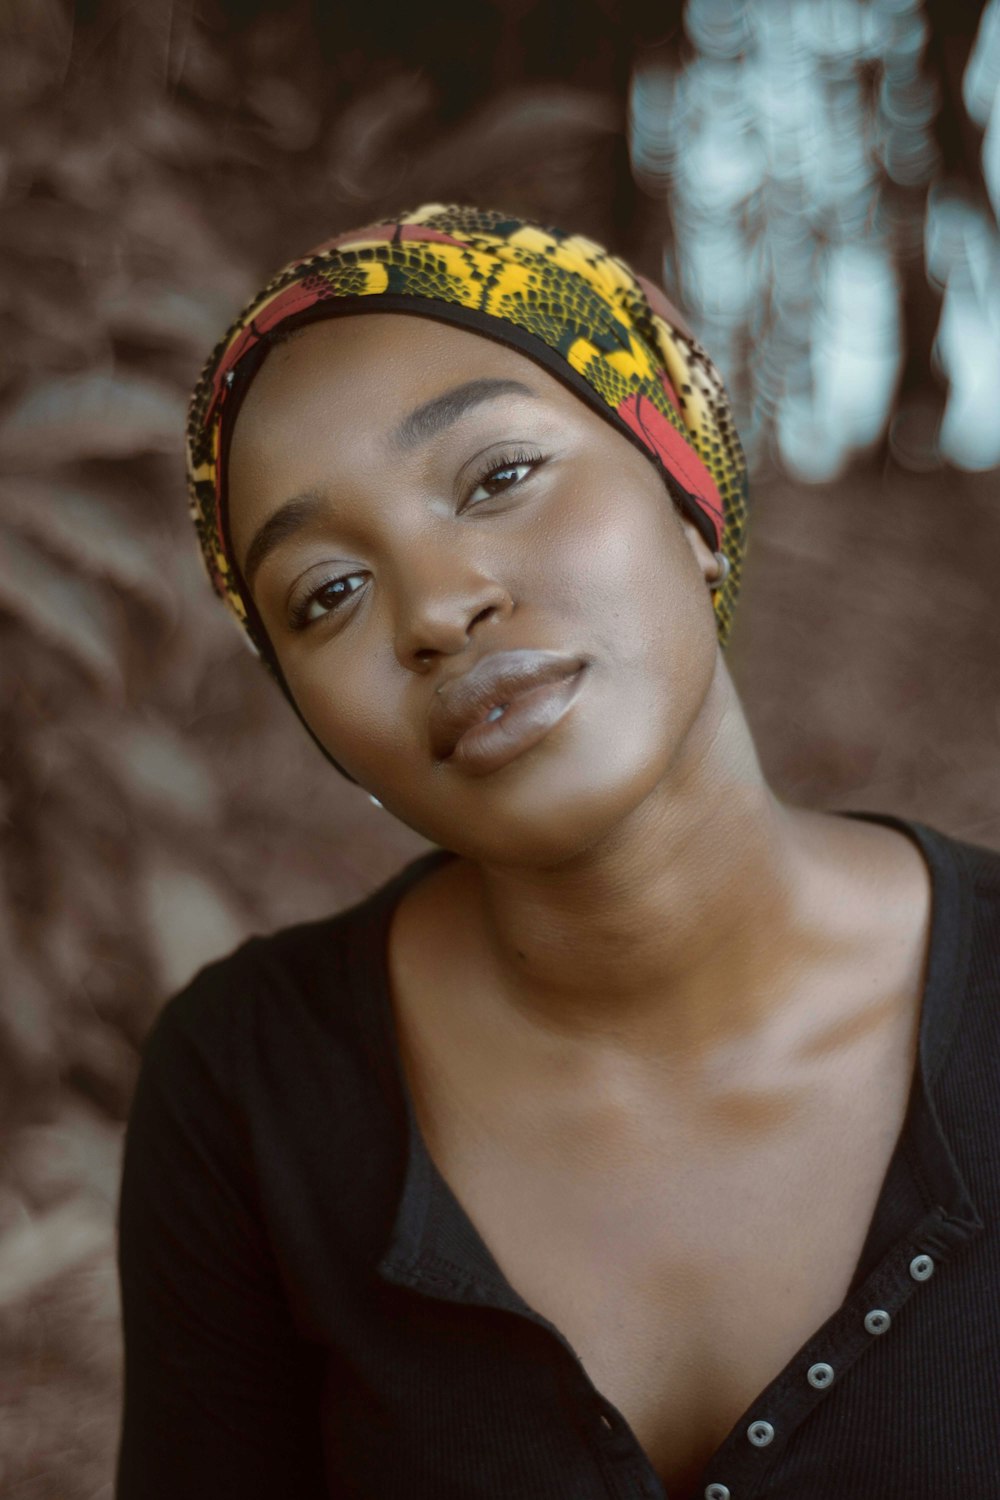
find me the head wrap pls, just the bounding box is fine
[185,203,749,781]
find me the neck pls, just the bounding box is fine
[455,665,821,1060]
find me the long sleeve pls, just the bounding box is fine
[114,975,329,1500]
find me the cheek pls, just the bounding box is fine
[543,478,704,670]
[282,652,419,787]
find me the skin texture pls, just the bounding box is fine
[228,314,934,1498]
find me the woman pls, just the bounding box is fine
[115,205,1000,1500]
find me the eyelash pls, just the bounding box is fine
[286,448,544,633]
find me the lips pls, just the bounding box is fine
[429,650,587,761]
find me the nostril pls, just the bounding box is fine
[470,604,496,629]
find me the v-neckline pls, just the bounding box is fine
[360,813,981,1498]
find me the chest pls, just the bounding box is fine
[409,1064,912,1499]
[384,854,926,1496]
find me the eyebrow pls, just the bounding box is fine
[239,377,538,595]
[389,377,536,451]
[241,492,327,597]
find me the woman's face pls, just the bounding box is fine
[227,313,722,863]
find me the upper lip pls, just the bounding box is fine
[429,649,586,760]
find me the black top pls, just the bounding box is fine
[114,813,1000,1500]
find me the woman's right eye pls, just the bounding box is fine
[288,572,366,631]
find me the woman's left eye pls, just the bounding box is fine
[464,451,543,507]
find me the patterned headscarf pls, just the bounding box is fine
[185,203,749,779]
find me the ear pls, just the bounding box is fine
[679,514,722,585]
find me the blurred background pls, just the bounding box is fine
[1,0,998,1494]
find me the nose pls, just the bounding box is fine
[391,548,514,671]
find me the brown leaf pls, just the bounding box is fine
[90,717,223,826]
[0,529,125,692]
[138,851,249,999]
[0,371,185,468]
[0,1198,112,1310]
[99,279,238,356]
[8,1098,124,1215]
[2,479,171,610]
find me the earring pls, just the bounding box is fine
[708,551,731,590]
[369,794,384,809]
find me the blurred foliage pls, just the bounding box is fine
[0,2,997,1497]
[630,0,1000,477]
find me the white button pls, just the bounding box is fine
[807,1361,834,1388]
[705,1485,731,1500]
[864,1308,891,1335]
[909,1253,934,1282]
[747,1419,775,1447]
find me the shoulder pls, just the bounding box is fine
[892,820,1000,1085]
[944,829,1000,901]
[906,818,1000,917]
[932,827,1000,990]
[155,852,437,1038]
[133,846,451,1136]
[139,909,352,1091]
[851,812,1000,916]
[120,862,410,1251]
[893,818,1000,980]
[120,852,455,1312]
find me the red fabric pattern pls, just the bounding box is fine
[615,393,724,540]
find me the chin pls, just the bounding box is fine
[409,736,675,871]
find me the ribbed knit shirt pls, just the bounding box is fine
[114,813,1000,1500]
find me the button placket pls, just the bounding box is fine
[687,1211,976,1500]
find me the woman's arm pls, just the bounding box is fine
[114,976,329,1500]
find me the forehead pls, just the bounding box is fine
[226,313,588,536]
[235,312,562,430]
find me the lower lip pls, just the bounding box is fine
[447,666,587,776]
